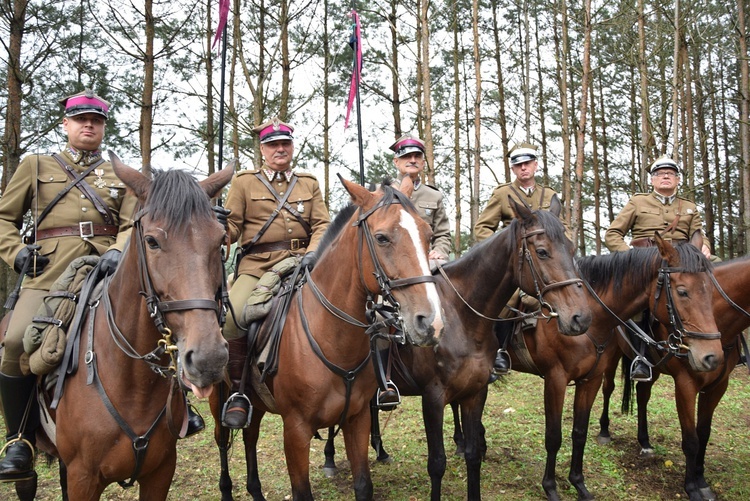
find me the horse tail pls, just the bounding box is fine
[620,356,634,415]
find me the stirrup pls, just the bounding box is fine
[492,349,511,376]
[221,392,253,429]
[376,381,401,410]
[630,357,653,382]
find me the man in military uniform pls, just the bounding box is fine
[604,156,713,381]
[0,90,137,482]
[220,117,330,427]
[474,142,565,376]
[390,134,452,262]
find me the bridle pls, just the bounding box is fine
[436,226,582,323]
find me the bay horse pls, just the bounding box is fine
[3,154,234,500]
[598,253,748,501]
[364,234,722,501]
[209,178,443,501]
[324,201,594,500]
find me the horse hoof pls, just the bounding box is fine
[323,466,337,478]
[639,447,655,458]
[698,487,716,500]
[14,473,37,501]
[596,435,611,445]
[377,455,393,464]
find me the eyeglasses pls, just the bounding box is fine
[652,170,678,178]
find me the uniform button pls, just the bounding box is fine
[49,177,54,181]
[286,218,291,222]
[287,229,293,234]
[81,194,86,198]
[82,207,88,212]
[279,191,285,195]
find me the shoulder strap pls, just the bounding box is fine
[255,173,312,236]
[508,184,533,211]
[241,174,300,254]
[52,154,115,225]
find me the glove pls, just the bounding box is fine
[213,205,230,231]
[13,244,50,278]
[97,249,121,278]
[299,251,318,271]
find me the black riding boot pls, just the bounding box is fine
[222,392,252,429]
[0,372,38,482]
[183,401,205,437]
[375,348,400,410]
[491,321,513,382]
[629,340,652,382]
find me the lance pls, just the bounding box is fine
[345,7,364,186]
[213,0,231,205]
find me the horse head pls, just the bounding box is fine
[652,232,722,372]
[508,197,591,336]
[110,152,234,396]
[338,177,443,347]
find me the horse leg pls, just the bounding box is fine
[134,450,176,501]
[323,426,338,477]
[341,409,374,501]
[422,394,447,501]
[13,474,37,501]
[282,414,316,501]
[244,409,266,501]
[61,463,106,501]
[370,395,390,463]
[450,401,465,457]
[672,378,704,501]
[636,379,656,455]
[541,373,567,501]
[568,377,603,501]
[693,380,727,501]
[60,459,68,501]
[597,352,619,445]
[212,385,235,501]
[459,387,488,500]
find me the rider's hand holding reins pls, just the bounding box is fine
[14,244,49,278]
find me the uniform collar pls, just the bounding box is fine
[65,143,102,166]
[513,178,536,196]
[262,167,293,182]
[652,190,676,205]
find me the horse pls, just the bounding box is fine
[324,201,594,500]
[2,154,234,500]
[363,234,722,501]
[598,253,749,501]
[209,178,444,501]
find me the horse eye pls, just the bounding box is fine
[375,234,390,245]
[536,248,549,259]
[145,236,160,249]
[677,288,688,297]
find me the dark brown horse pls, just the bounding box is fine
[325,201,594,500]
[363,234,722,501]
[209,179,444,501]
[598,253,748,501]
[4,155,234,500]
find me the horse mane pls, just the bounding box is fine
[143,169,214,231]
[577,243,712,294]
[316,203,358,255]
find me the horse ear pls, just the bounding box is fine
[200,159,236,199]
[509,196,532,221]
[109,151,151,200]
[654,232,679,265]
[549,195,562,217]
[397,176,414,198]
[338,175,374,208]
[689,230,703,250]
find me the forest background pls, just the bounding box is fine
[2,0,750,301]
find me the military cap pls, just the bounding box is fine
[59,89,110,119]
[648,156,680,175]
[389,134,426,158]
[253,117,294,144]
[508,142,538,165]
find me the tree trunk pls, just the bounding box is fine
[555,0,572,225]
[491,0,510,180]
[452,0,462,255]
[279,0,290,119]
[421,0,436,185]
[638,0,653,186]
[389,1,402,138]
[572,0,592,249]
[738,0,750,253]
[692,42,713,248]
[471,0,481,219]
[141,0,155,171]
[206,0,216,175]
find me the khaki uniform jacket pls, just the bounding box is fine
[225,168,330,279]
[474,179,561,242]
[394,177,452,258]
[0,147,136,291]
[604,191,709,252]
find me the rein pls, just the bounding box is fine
[297,194,434,436]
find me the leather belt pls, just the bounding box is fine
[35,222,119,241]
[631,237,687,248]
[244,238,310,255]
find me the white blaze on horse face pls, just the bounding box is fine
[399,208,442,318]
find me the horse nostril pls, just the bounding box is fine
[704,354,719,371]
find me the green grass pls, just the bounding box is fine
[2,367,749,499]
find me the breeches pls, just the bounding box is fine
[1,289,48,376]
[223,274,260,340]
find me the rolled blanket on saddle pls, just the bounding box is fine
[22,255,99,375]
[240,257,299,326]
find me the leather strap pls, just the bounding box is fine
[244,239,310,255]
[52,154,116,225]
[35,224,118,240]
[239,175,299,257]
[254,173,313,236]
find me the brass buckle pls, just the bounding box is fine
[290,238,300,251]
[79,221,94,239]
